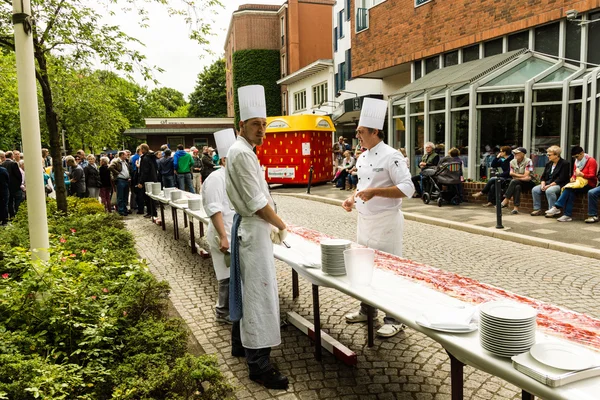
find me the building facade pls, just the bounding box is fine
[350,0,600,178]
[124,118,235,151]
[224,4,281,118]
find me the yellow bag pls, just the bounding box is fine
[561,176,588,192]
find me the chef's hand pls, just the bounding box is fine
[270,227,287,244]
[355,188,375,202]
[219,235,229,254]
[137,184,142,189]
[342,196,354,212]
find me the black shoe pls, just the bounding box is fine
[231,347,245,357]
[127,210,133,214]
[250,368,289,390]
[143,214,152,218]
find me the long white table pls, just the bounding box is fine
[148,190,600,399]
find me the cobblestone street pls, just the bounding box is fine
[125,195,600,399]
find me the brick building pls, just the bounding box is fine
[224,4,281,118]
[348,0,600,179]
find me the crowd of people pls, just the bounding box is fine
[471,145,600,223]
[0,145,221,223]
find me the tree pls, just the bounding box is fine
[146,87,187,115]
[188,58,227,118]
[0,0,222,212]
[0,51,20,150]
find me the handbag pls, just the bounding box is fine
[110,191,117,206]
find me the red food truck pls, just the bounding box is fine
[257,115,336,185]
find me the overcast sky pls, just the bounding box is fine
[102,0,284,98]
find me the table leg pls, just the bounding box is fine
[522,391,534,400]
[312,284,322,361]
[160,203,165,231]
[292,270,299,299]
[150,199,155,222]
[172,207,179,240]
[189,219,197,254]
[366,304,374,347]
[184,212,188,229]
[446,351,464,400]
[199,221,204,238]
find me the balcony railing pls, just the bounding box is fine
[356,8,368,32]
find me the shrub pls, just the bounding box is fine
[0,198,233,399]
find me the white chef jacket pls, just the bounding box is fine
[202,168,233,281]
[226,136,274,216]
[355,140,414,216]
[225,135,281,349]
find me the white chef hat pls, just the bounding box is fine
[214,128,236,158]
[358,97,388,130]
[238,85,266,121]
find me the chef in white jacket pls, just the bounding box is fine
[202,128,237,324]
[342,97,415,338]
[226,85,289,390]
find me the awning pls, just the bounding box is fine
[124,127,221,138]
[391,49,528,97]
[277,59,333,85]
[332,94,384,123]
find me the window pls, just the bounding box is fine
[508,31,529,51]
[444,51,458,67]
[280,17,285,47]
[565,21,581,63]
[535,22,559,57]
[463,45,480,62]
[167,137,185,150]
[357,1,368,32]
[338,11,344,37]
[193,138,208,148]
[281,54,286,77]
[345,0,351,20]
[484,38,503,57]
[588,12,600,65]
[312,82,328,107]
[334,27,338,52]
[282,92,287,116]
[414,60,422,80]
[339,62,346,90]
[425,56,439,74]
[293,90,307,112]
[345,49,352,80]
[334,73,339,95]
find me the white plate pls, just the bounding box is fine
[415,316,478,333]
[530,342,600,371]
[480,301,537,321]
[321,239,351,246]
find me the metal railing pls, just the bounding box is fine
[357,8,368,32]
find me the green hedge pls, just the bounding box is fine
[232,49,281,127]
[0,198,233,399]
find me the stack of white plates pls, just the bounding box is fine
[480,301,537,357]
[163,187,176,199]
[151,182,162,195]
[188,198,202,211]
[320,239,351,276]
[170,190,182,201]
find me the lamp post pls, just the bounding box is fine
[12,0,49,260]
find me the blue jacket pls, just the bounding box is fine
[491,153,514,179]
[130,153,140,171]
[173,149,187,170]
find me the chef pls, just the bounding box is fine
[226,85,289,390]
[341,97,415,338]
[202,128,237,325]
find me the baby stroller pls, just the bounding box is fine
[420,160,463,207]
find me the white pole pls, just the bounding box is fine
[12,0,49,260]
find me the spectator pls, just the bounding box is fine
[76,150,88,168]
[84,154,101,200]
[173,144,194,193]
[109,151,132,216]
[158,149,175,188]
[0,164,8,226]
[130,147,142,213]
[546,146,598,222]
[530,145,570,216]
[472,146,513,206]
[201,146,217,183]
[66,155,86,198]
[347,149,362,190]
[411,142,439,197]
[500,147,533,214]
[13,150,21,162]
[1,151,24,218]
[334,150,355,190]
[585,168,600,224]
[191,147,202,193]
[137,143,159,218]
[332,136,345,170]
[99,157,113,213]
[18,160,26,196]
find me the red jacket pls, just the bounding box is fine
[572,156,598,188]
